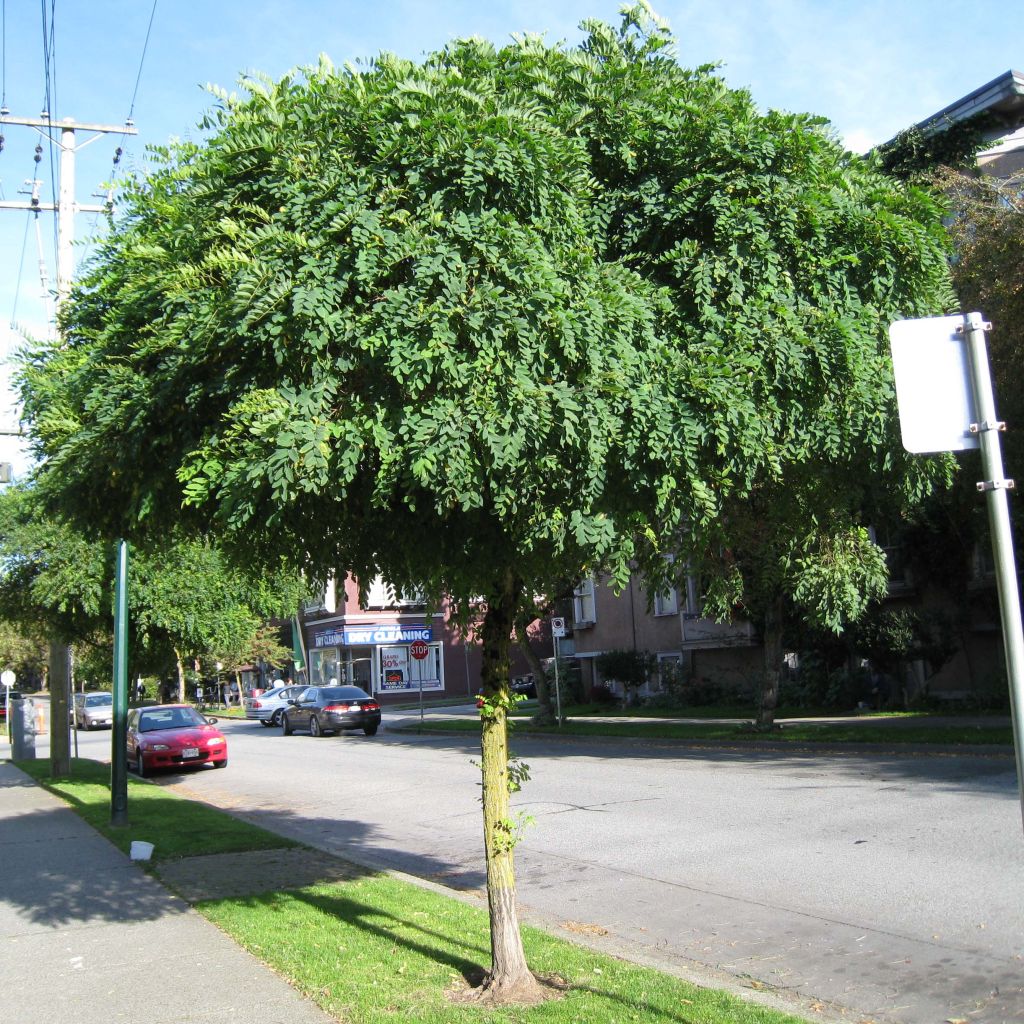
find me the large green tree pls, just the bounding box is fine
[19,6,953,1000]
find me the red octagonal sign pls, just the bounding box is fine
[410,639,429,660]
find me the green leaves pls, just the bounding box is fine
[21,7,952,632]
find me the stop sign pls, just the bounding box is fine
[410,639,429,660]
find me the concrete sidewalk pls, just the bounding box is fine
[0,760,334,1024]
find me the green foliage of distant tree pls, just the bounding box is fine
[595,648,655,705]
[0,619,48,689]
[938,167,1024,485]
[0,484,303,698]
[18,4,955,999]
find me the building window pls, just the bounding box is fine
[654,587,678,616]
[684,574,703,618]
[869,526,912,591]
[973,539,996,580]
[364,575,425,609]
[656,652,684,691]
[378,643,443,694]
[573,578,597,626]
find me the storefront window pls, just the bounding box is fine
[310,649,340,686]
[378,643,443,694]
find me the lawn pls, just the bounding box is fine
[410,713,1014,746]
[15,757,296,860]
[16,756,813,1024]
[203,875,809,1024]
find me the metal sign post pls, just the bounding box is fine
[551,617,566,726]
[960,313,1024,830]
[2,671,15,740]
[890,312,1024,833]
[110,540,129,827]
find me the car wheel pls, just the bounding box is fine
[214,757,228,769]
[270,709,283,727]
[135,748,148,778]
[260,719,273,728]
[310,715,322,738]
[363,724,379,736]
[282,713,293,736]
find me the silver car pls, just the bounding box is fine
[74,691,114,730]
[244,685,304,727]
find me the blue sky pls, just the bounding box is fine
[0,0,1020,471]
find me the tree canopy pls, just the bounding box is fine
[18,4,956,999]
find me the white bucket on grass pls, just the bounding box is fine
[130,840,154,861]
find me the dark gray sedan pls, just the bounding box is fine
[281,685,382,737]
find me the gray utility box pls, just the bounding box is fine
[9,698,37,759]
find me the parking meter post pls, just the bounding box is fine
[963,312,1024,833]
[111,540,130,827]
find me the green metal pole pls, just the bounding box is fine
[110,540,129,827]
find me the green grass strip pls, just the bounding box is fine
[15,757,295,861]
[201,873,808,1024]
[15,755,812,1023]
[408,718,1013,746]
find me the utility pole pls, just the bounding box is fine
[0,114,137,300]
[0,113,137,779]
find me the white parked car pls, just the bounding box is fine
[244,685,305,727]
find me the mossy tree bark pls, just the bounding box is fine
[477,568,542,1001]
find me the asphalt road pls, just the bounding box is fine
[64,713,1024,1023]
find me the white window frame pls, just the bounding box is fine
[654,587,678,616]
[573,577,597,626]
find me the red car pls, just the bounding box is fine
[127,704,228,777]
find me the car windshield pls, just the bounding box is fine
[86,693,113,706]
[320,686,371,701]
[138,707,206,732]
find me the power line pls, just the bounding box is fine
[87,0,159,252]
[10,214,29,325]
[128,0,158,125]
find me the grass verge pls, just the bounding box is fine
[408,717,1014,746]
[15,757,295,860]
[15,757,813,1024]
[202,875,809,1024]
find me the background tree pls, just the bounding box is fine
[0,484,302,698]
[938,166,1024,485]
[19,5,954,1001]
[0,620,48,690]
[595,648,655,705]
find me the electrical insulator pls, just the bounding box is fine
[34,144,42,164]
[113,146,123,165]
[40,109,49,120]
[0,105,9,116]
[0,134,5,154]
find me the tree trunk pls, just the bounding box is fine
[477,568,543,1002]
[48,641,71,777]
[758,593,784,728]
[174,648,187,704]
[513,617,555,725]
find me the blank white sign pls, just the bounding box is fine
[889,315,979,454]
